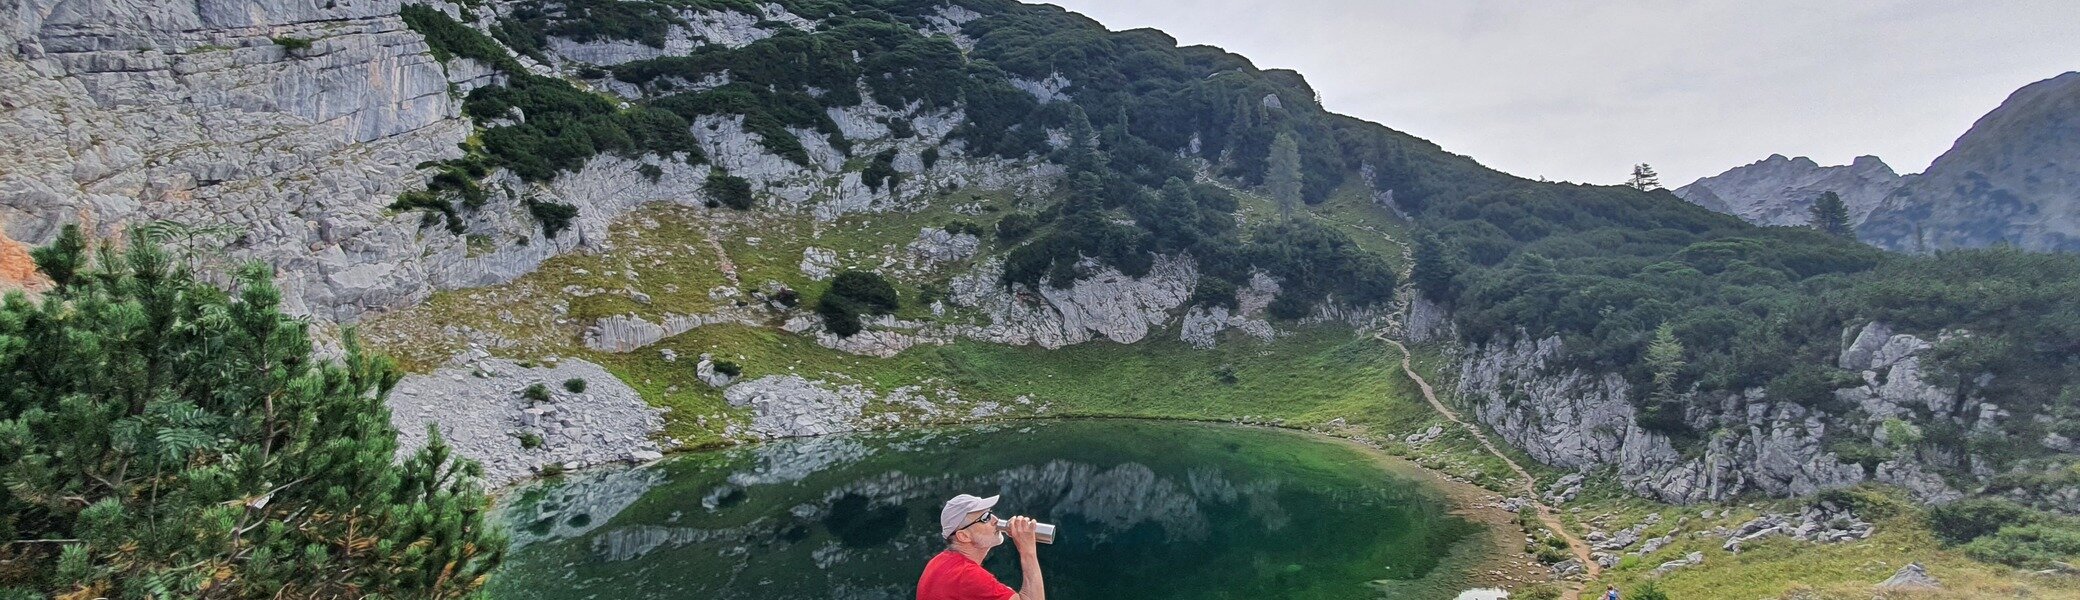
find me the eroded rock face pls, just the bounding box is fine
[947,255,1196,348]
[0,0,1059,326]
[1458,324,1974,505]
[0,0,490,322]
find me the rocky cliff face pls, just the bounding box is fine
[0,0,488,320]
[0,0,1060,324]
[1861,72,2080,252]
[1673,154,1901,228]
[1458,323,1976,505]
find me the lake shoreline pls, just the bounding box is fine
[496,415,1557,595]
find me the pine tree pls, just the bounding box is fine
[1626,163,1662,191]
[1411,233,1460,303]
[0,226,504,598]
[1266,131,1303,219]
[1639,323,1689,433]
[1059,104,1105,176]
[1808,191,1854,239]
[1646,323,1687,400]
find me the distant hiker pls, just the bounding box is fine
[917,494,1046,600]
[1604,585,1620,600]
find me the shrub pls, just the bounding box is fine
[712,360,743,377]
[519,433,544,450]
[863,148,900,192]
[1812,487,1901,521]
[1961,522,2080,568]
[0,226,502,597]
[996,212,1036,241]
[527,199,579,238]
[390,190,465,234]
[637,163,663,182]
[705,171,754,210]
[1928,497,2032,545]
[272,36,313,52]
[523,383,552,402]
[921,146,941,169]
[818,270,899,338]
[1188,276,1239,310]
[401,4,521,72]
[540,462,565,477]
[563,378,587,393]
[1631,581,1670,600]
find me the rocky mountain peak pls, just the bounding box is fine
[1860,71,2080,252]
[1683,72,2080,251]
[1673,153,1902,228]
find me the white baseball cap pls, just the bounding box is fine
[938,493,1000,538]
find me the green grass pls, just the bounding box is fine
[586,324,1442,444]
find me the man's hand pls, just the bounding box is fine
[1005,515,1040,554]
[1005,515,1045,600]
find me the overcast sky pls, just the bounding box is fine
[1043,0,2080,187]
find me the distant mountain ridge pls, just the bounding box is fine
[1673,153,1901,228]
[1677,71,2080,253]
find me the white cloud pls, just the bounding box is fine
[1042,0,2080,185]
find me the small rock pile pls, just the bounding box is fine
[1715,500,1874,553]
[1544,472,1584,505]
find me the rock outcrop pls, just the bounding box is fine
[1458,322,1973,504]
[0,0,490,322]
[388,357,666,487]
[1673,154,1901,228]
[945,255,1196,348]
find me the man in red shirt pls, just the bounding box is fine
[917,494,1045,600]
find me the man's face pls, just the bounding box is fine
[956,510,1001,548]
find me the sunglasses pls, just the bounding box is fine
[962,511,997,531]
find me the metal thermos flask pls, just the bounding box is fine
[993,517,1057,544]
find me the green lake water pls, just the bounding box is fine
[488,420,1491,599]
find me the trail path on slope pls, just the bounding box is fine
[1376,335,1599,598]
[1199,172,1598,596]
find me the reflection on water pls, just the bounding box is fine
[490,420,1485,599]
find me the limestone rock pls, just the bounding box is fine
[1459,326,1964,505]
[801,247,840,280]
[905,227,980,269]
[388,357,663,487]
[946,255,1195,348]
[1877,563,1940,590]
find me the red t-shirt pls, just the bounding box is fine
[916,550,1014,600]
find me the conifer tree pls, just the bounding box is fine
[1266,131,1303,219]
[0,226,504,598]
[1626,163,1662,191]
[1411,232,1460,303]
[1808,191,1854,239]
[1638,323,1689,433]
